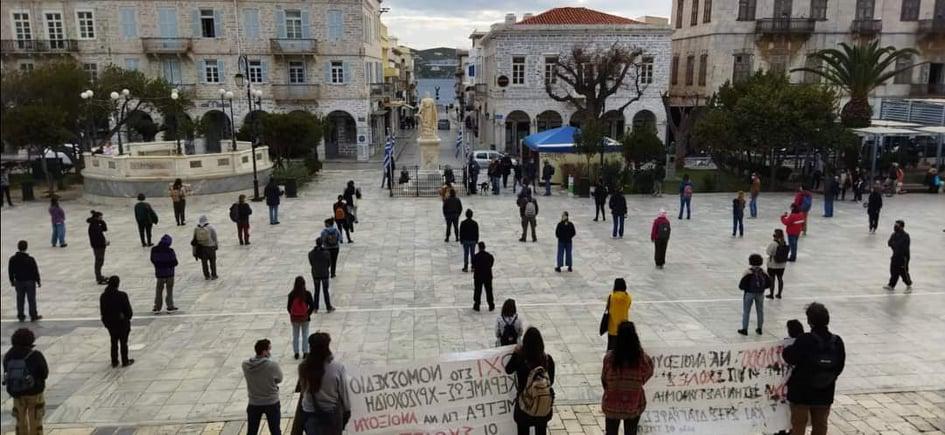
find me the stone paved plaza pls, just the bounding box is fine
[1,145,944,430]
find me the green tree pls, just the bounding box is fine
[260,112,324,166]
[572,118,608,178]
[621,127,664,169]
[791,41,920,128]
[1,105,73,193]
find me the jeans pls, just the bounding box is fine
[313,277,332,310]
[154,277,175,310]
[106,323,131,365]
[557,240,573,268]
[173,199,186,225]
[491,176,500,194]
[93,248,106,281]
[790,404,830,435]
[741,292,764,331]
[824,197,834,217]
[237,222,250,244]
[269,205,279,224]
[749,196,758,217]
[733,214,744,236]
[292,321,311,354]
[888,256,912,288]
[787,235,799,261]
[51,223,66,247]
[137,223,153,245]
[247,403,282,435]
[473,277,494,309]
[12,393,44,435]
[445,215,459,240]
[521,216,537,241]
[14,281,38,319]
[605,416,641,435]
[612,214,625,237]
[543,179,552,195]
[462,241,476,269]
[678,196,691,219]
[200,248,218,278]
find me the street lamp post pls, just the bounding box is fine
[235,58,265,201]
[80,90,95,157]
[170,89,182,155]
[109,90,130,155]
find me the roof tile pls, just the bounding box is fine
[518,7,641,25]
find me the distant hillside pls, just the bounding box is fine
[416,47,459,79]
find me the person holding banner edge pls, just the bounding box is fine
[601,321,654,435]
[506,327,555,435]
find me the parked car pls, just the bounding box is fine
[437,119,451,130]
[472,150,505,169]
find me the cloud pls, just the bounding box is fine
[383,0,671,49]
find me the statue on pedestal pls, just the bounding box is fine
[416,97,441,170]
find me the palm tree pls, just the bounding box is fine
[791,41,920,128]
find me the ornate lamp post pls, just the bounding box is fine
[80,90,95,156]
[109,88,130,155]
[170,89,182,155]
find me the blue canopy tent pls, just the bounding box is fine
[523,126,622,153]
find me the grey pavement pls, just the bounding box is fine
[1,138,944,427]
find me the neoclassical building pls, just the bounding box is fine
[465,7,672,156]
[0,0,402,160]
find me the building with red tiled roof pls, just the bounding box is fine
[517,7,642,26]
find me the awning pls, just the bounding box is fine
[523,126,622,153]
[852,126,918,136]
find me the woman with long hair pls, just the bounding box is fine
[601,321,654,435]
[169,178,190,226]
[495,298,524,346]
[99,276,134,367]
[765,229,788,299]
[505,327,555,435]
[287,276,315,359]
[298,332,350,435]
[605,278,632,350]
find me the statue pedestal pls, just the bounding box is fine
[418,136,441,170]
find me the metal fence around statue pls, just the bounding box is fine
[389,165,468,197]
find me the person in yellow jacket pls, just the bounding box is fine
[606,278,632,350]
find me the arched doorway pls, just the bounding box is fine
[126,110,158,142]
[536,110,562,132]
[201,110,231,153]
[504,110,530,157]
[162,112,195,154]
[325,111,357,159]
[603,110,626,139]
[241,110,267,143]
[632,110,657,133]
[569,109,589,128]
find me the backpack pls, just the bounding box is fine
[194,226,211,246]
[229,203,239,222]
[324,230,339,248]
[3,351,35,395]
[518,365,553,417]
[499,315,518,345]
[683,184,693,198]
[148,206,159,225]
[657,221,671,240]
[748,268,767,293]
[334,205,346,221]
[808,334,841,389]
[800,194,812,212]
[289,295,309,322]
[774,242,790,263]
[524,201,537,218]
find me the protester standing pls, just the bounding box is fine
[87,210,109,285]
[541,160,555,196]
[49,196,67,247]
[765,229,788,299]
[866,185,883,233]
[8,241,42,322]
[99,276,134,367]
[298,333,351,435]
[601,321,654,435]
[792,187,813,235]
[518,195,538,243]
[749,173,761,218]
[783,303,845,435]
[459,209,479,273]
[149,234,178,313]
[884,220,912,292]
[512,159,523,193]
[332,197,353,244]
[343,180,361,224]
[320,219,342,278]
[592,178,609,222]
[501,155,513,188]
[264,178,283,225]
[525,159,538,192]
[554,212,575,273]
[505,327,555,435]
[443,189,463,242]
[737,254,771,335]
[732,191,746,237]
[287,277,315,359]
[193,215,219,280]
[134,194,158,247]
[467,157,480,195]
[0,166,12,207]
[308,238,335,313]
[852,168,865,202]
[169,178,190,226]
[489,160,501,195]
[471,242,495,312]
[495,299,525,346]
[823,175,839,218]
[650,210,671,268]
[609,186,627,239]
[231,195,253,245]
[603,279,632,350]
[652,162,665,197]
[678,174,693,220]
[242,339,283,435]
[780,205,806,262]
[840,170,851,201]
[3,328,48,435]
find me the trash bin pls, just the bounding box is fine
[21,181,35,201]
[568,175,575,194]
[576,177,591,197]
[284,178,298,198]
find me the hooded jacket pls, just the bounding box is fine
[100,288,133,328]
[308,246,331,278]
[3,346,48,397]
[264,183,282,206]
[781,212,806,236]
[887,229,910,259]
[782,328,845,406]
[609,193,627,216]
[150,235,178,278]
[242,356,283,406]
[443,196,463,217]
[87,216,108,249]
[650,215,671,241]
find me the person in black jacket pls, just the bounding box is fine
[99,276,134,367]
[308,238,334,313]
[150,234,178,313]
[554,212,576,273]
[87,210,109,284]
[505,327,555,435]
[471,242,495,312]
[264,178,283,225]
[459,209,479,272]
[8,241,42,322]
[737,254,771,336]
[133,193,157,247]
[782,303,845,435]
[609,186,628,239]
[866,185,883,233]
[884,220,912,292]
[592,177,609,222]
[234,195,253,245]
[3,328,49,433]
[443,189,463,242]
[500,155,513,188]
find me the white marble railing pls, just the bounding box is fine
[83,141,272,180]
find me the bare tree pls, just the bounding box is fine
[661,92,704,171]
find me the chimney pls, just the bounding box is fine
[523,13,533,21]
[505,13,516,24]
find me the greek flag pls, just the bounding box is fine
[455,128,463,158]
[383,136,394,171]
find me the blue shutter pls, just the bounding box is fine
[343,61,351,84]
[120,8,137,38]
[217,60,226,84]
[158,8,178,38]
[243,9,259,40]
[124,58,139,71]
[328,10,342,41]
[275,9,286,38]
[192,9,201,37]
[198,60,207,83]
[301,9,311,39]
[261,60,269,83]
[213,10,223,37]
[364,62,371,83]
[325,62,332,83]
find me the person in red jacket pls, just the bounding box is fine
[792,187,812,235]
[650,209,671,269]
[781,204,806,262]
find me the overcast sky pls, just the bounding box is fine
[383,0,671,50]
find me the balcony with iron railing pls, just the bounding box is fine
[917,18,945,35]
[141,38,192,54]
[270,39,317,55]
[755,18,816,35]
[851,18,882,35]
[1,39,78,55]
[271,83,320,101]
[910,83,945,97]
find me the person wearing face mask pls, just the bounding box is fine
[883,220,912,292]
[554,212,576,273]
